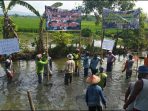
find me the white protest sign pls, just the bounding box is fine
[0,38,20,55]
[102,38,115,51]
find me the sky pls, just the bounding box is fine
[3,1,148,15]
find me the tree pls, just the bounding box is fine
[0,0,40,39]
[51,32,73,46]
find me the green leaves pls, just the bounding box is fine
[7,0,40,17]
[51,2,63,8]
[81,28,92,37]
[51,32,73,46]
[0,0,6,14]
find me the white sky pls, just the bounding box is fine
[4,1,148,15]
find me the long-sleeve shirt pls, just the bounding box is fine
[36,59,48,74]
[85,84,106,107]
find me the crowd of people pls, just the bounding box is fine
[3,49,148,111]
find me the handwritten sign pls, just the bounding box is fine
[0,38,20,55]
[102,38,115,51]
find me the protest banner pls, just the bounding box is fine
[102,38,115,51]
[45,6,81,31]
[0,38,20,55]
[103,8,140,29]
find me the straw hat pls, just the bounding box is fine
[67,54,73,59]
[86,75,100,84]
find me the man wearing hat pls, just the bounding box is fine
[64,54,75,85]
[123,65,148,110]
[86,75,106,111]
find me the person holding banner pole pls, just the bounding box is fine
[36,54,48,84]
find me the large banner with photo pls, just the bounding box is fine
[0,38,19,55]
[103,8,140,29]
[45,6,81,31]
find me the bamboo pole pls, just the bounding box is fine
[79,31,81,57]
[101,12,105,61]
[27,91,35,111]
[136,9,141,76]
[46,32,49,81]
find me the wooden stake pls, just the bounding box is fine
[27,91,35,111]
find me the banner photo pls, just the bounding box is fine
[103,8,140,29]
[0,38,20,55]
[102,38,115,51]
[45,6,81,31]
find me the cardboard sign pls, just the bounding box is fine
[102,38,115,51]
[0,38,20,55]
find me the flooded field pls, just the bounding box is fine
[0,56,142,110]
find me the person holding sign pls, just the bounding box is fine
[106,51,116,72]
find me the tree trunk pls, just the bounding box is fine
[37,18,44,53]
[3,14,18,39]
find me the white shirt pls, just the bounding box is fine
[65,60,75,73]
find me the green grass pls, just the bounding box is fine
[12,16,40,32]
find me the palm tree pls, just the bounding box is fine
[0,0,40,39]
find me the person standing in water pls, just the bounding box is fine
[122,55,134,79]
[90,53,102,75]
[86,74,106,111]
[5,55,13,82]
[82,51,90,77]
[36,54,48,84]
[64,54,75,85]
[106,50,116,72]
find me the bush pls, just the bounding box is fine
[81,28,92,37]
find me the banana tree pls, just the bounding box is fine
[0,1,62,53]
[0,0,40,39]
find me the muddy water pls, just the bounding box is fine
[0,56,143,110]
